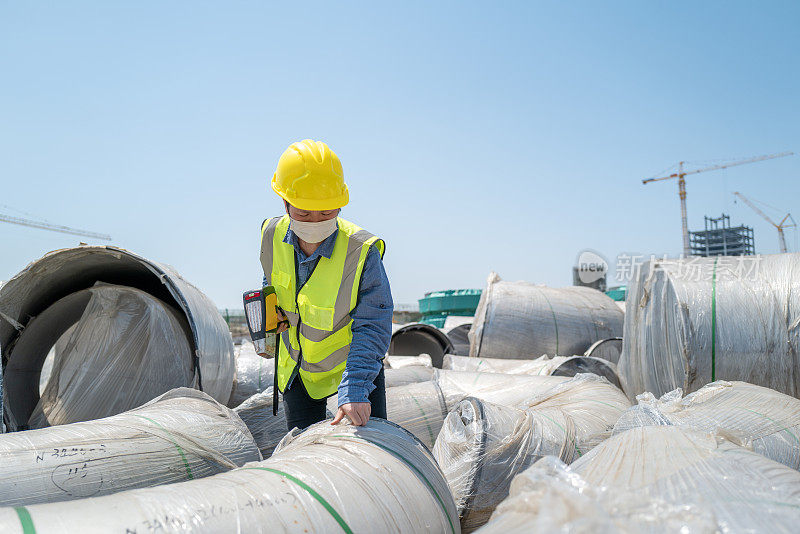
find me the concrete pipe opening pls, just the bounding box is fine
[0,246,235,431]
[389,323,454,368]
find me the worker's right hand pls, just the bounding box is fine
[276,310,289,334]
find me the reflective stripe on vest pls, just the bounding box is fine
[260,215,384,399]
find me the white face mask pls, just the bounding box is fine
[290,217,338,243]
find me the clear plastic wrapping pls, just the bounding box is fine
[619,253,800,399]
[479,426,800,533]
[0,419,460,534]
[434,399,577,531]
[468,273,624,359]
[29,284,195,428]
[613,380,800,469]
[442,354,621,388]
[0,388,260,506]
[385,380,449,449]
[227,341,274,408]
[384,354,433,368]
[433,374,630,531]
[0,246,236,431]
[434,369,570,411]
[233,387,288,458]
[385,365,436,387]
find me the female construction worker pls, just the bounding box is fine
[260,139,393,430]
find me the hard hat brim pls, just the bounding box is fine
[271,175,350,211]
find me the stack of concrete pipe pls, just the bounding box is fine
[619,253,800,399]
[432,374,630,531]
[478,426,800,532]
[0,419,460,534]
[0,388,260,506]
[468,273,623,360]
[614,380,800,469]
[0,246,235,431]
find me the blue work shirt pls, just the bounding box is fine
[263,221,393,406]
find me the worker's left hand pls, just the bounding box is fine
[331,402,371,426]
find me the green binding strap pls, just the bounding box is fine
[711,257,719,381]
[242,467,353,534]
[131,415,193,480]
[332,433,457,534]
[14,507,36,534]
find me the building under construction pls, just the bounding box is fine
[690,214,755,257]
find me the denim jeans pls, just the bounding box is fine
[283,367,387,431]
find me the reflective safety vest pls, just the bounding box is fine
[260,214,385,399]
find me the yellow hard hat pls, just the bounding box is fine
[271,139,349,211]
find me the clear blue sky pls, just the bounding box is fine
[2,1,798,308]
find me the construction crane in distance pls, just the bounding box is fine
[733,191,795,253]
[0,210,111,241]
[642,151,794,257]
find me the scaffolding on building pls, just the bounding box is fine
[689,214,755,257]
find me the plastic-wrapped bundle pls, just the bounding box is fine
[613,380,800,469]
[0,388,260,506]
[479,426,800,532]
[385,353,433,368]
[385,365,435,387]
[619,253,800,399]
[1,246,235,431]
[468,273,623,359]
[233,387,287,458]
[0,419,460,534]
[434,399,577,531]
[385,381,449,449]
[442,354,621,388]
[227,341,274,408]
[435,369,569,411]
[28,284,195,429]
[434,375,630,530]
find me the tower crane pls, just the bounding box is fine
[0,209,111,241]
[733,192,795,253]
[642,151,793,256]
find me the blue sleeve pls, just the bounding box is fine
[337,245,393,406]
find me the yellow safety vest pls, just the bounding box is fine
[260,215,385,399]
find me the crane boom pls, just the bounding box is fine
[0,212,111,241]
[733,191,794,253]
[642,151,794,184]
[641,151,794,256]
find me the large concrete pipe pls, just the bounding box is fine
[479,426,800,532]
[228,341,273,408]
[238,380,449,455]
[582,337,622,364]
[434,398,576,532]
[442,354,621,389]
[0,388,260,507]
[434,374,630,531]
[0,419,460,534]
[444,322,472,356]
[28,284,194,429]
[468,273,623,360]
[619,253,800,399]
[613,380,800,470]
[389,322,454,368]
[434,370,570,411]
[0,246,235,430]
